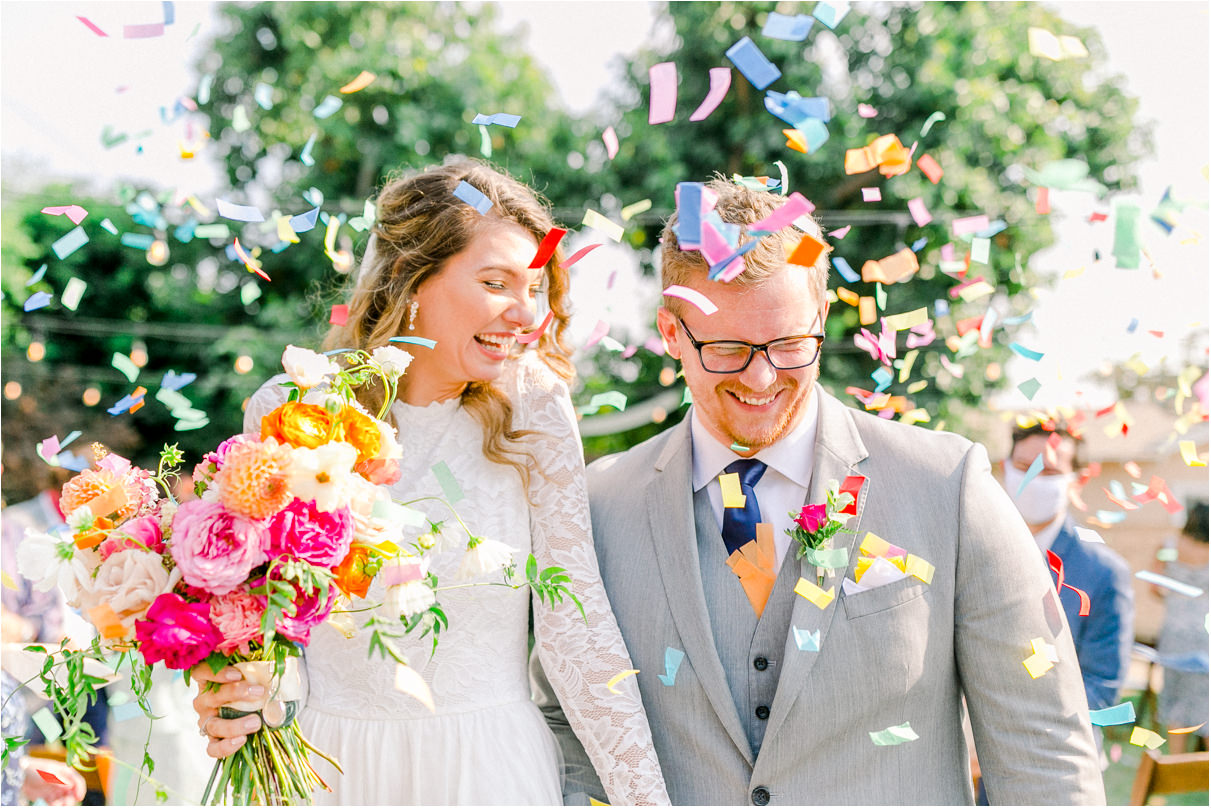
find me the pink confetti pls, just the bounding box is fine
[37,435,61,461]
[329,305,348,325]
[603,126,619,160]
[77,16,109,36]
[952,215,990,236]
[749,192,815,232]
[858,103,878,118]
[861,187,882,202]
[648,62,677,125]
[41,205,89,225]
[124,22,165,39]
[584,320,610,349]
[689,67,732,122]
[662,285,718,316]
[908,197,932,227]
[829,225,852,239]
[644,336,666,355]
[516,310,554,345]
[559,243,603,269]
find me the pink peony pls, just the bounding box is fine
[209,587,267,655]
[266,500,354,567]
[170,500,269,596]
[135,593,223,669]
[793,503,829,534]
[98,515,165,560]
[273,578,338,645]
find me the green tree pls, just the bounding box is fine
[576,0,1148,435]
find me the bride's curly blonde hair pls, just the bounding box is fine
[323,156,574,486]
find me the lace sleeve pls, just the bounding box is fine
[242,375,291,434]
[514,356,670,806]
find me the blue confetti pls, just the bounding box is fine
[812,1,851,30]
[26,264,47,286]
[726,36,781,90]
[675,182,705,248]
[831,256,859,283]
[764,90,830,126]
[1016,453,1045,497]
[452,180,493,215]
[934,299,950,318]
[763,12,814,41]
[471,112,521,128]
[23,291,53,311]
[1010,342,1045,361]
[657,647,685,686]
[1089,701,1136,727]
[52,226,89,259]
[120,232,155,250]
[100,218,119,235]
[289,206,320,233]
[162,1,175,25]
[793,626,820,652]
[911,238,928,252]
[388,336,437,349]
[160,370,196,391]
[1127,317,1139,333]
[108,391,146,416]
[313,95,343,119]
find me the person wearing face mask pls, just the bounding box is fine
[1002,421,1134,716]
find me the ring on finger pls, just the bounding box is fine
[199,715,217,738]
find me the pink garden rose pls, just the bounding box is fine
[273,577,338,645]
[793,503,829,534]
[266,499,354,567]
[135,593,223,669]
[170,499,269,596]
[98,515,164,560]
[209,587,267,655]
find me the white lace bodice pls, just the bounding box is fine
[244,353,668,805]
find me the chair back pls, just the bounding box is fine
[1129,748,1210,805]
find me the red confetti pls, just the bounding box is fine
[838,475,866,515]
[528,227,567,269]
[516,310,554,345]
[35,768,66,786]
[916,153,944,184]
[1046,549,1091,617]
[559,243,603,270]
[329,304,349,326]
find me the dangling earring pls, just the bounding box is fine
[407,299,419,331]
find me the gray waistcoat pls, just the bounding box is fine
[693,488,802,757]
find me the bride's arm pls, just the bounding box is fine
[518,357,670,806]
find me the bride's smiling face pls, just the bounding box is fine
[401,219,543,405]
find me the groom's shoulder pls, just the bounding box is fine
[829,392,980,471]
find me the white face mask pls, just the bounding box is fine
[1002,462,1073,525]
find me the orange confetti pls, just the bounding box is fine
[788,232,827,267]
[88,603,127,640]
[1168,722,1207,735]
[339,70,377,94]
[782,129,808,154]
[837,287,860,306]
[858,296,877,325]
[862,248,920,284]
[726,523,778,617]
[917,153,944,184]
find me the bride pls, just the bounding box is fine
[190,157,669,805]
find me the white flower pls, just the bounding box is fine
[457,537,514,581]
[77,549,181,642]
[373,417,403,460]
[287,442,358,512]
[381,556,436,619]
[370,346,413,380]
[282,345,339,389]
[419,520,463,553]
[16,529,93,606]
[65,506,95,533]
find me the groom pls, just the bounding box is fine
[532,179,1105,804]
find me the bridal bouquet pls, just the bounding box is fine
[10,345,578,805]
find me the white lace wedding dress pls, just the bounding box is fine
[244,352,668,805]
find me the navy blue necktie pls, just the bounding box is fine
[721,459,767,555]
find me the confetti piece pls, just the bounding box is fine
[1129,727,1166,750]
[663,285,718,316]
[313,95,343,119]
[862,248,919,284]
[719,472,746,508]
[1168,722,1207,735]
[89,603,127,640]
[726,524,778,616]
[803,545,848,569]
[788,232,827,268]
[883,308,927,331]
[581,209,624,242]
[648,62,677,124]
[124,22,164,38]
[812,0,851,29]
[621,199,652,221]
[905,554,934,584]
[658,647,685,686]
[389,336,437,349]
[1135,570,1203,598]
[111,353,141,383]
[31,707,62,743]
[586,392,628,414]
[861,187,882,202]
[35,767,66,786]
[453,180,493,215]
[1089,701,1136,726]
[794,577,836,609]
[763,11,814,40]
[793,626,821,652]
[559,243,603,270]
[299,132,317,166]
[42,204,89,224]
[1178,440,1206,466]
[858,296,877,325]
[525,227,567,270]
[858,103,878,118]
[395,663,435,711]
[1017,378,1042,400]
[289,207,320,234]
[160,370,196,391]
[430,461,464,504]
[1027,27,1089,61]
[1023,645,1055,679]
[1010,342,1044,361]
[77,16,108,36]
[471,111,521,128]
[340,70,377,94]
[583,320,610,349]
[1016,454,1045,497]
[689,67,733,122]
[216,198,265,222]
[726,36,781,90]
[23,291,52,311]
[233,238,270,281]
[969,237,991,265]
[920,111,946,136]
[750,193,815,233]
[606,669,640,694]
[907,197,933,227]
[1046,549,1091,616]
[602,126,619,159]
[832,257,859,283]
[328,304,349,326]
[498,310,551,348]
[52,226,89,259]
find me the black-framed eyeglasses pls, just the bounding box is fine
[677,317,825,374]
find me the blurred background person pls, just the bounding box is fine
[1150,501,1209,753]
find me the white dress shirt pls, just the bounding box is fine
[690,391,820,566]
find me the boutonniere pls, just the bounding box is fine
[787,475,866,586]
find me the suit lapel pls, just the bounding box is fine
[764,387,871,744]
[647,417,755,766]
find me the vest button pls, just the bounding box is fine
[755,705,770,720]
[752,786,771,805]
[753,656,769,671]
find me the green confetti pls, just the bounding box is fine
[478,124,492,158]
[31,707,62,743]
[802,545,849,569]
[431,460,464,504]
[920,111,946,137]
[241,282,262,305]
[112,352,141,383]
[1017,378,1042,400]
[869,721,918,746]
[588,391,627,412]
[1113,202,1141,269]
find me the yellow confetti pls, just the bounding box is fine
[620,199,652,221]
[606,669,640,694]
[1178,440,1206,467]
[905,554,935,585]
[860,532,891,557]
[339,70,377,94]
[589,799,610,807]
[793,578,835,609]
[1022,651,1054,679]
[883,307,929,331]
[186,195,212,218]
[1129,726,1166,750]
[719,472,746,508]
[276,215,300,245]
[375,540,401,555]
[581,209,624,242]
[1,571,18,590]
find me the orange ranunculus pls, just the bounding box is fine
[332,544,374,599]
[337,407,382,465]
[74,516,114,550]
[260,401,333,449]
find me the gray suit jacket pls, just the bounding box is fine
[532,387,1105,805]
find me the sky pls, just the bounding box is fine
[1,1,1207,411]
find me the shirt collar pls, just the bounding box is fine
[690,388,820,491]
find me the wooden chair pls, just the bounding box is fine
[25,744,108,799]
[1129,748,1210,805]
